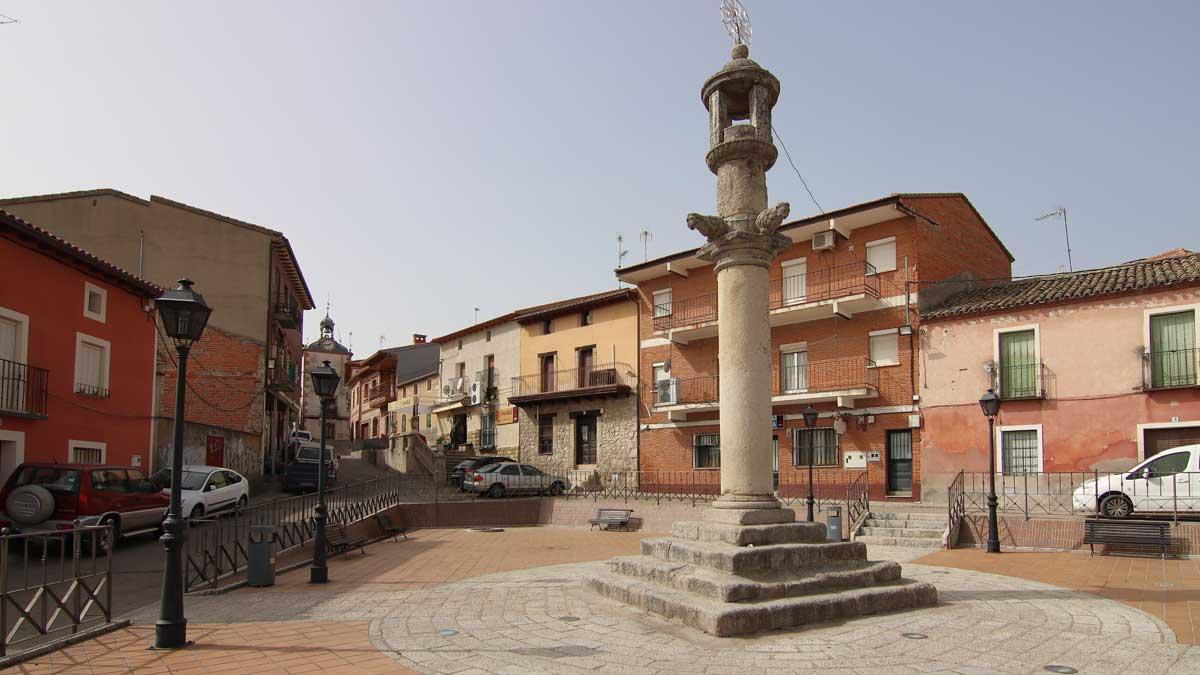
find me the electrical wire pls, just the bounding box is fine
[155,324,267,414]
[772,126,823,214]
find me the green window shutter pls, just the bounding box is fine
[998,330,1036,398]
[1150,311,1196,388]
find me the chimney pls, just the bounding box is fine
[413,334,427,344]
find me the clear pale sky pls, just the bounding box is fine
[2,1,1197,352]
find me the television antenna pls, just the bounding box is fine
[720,0,751,47]
[616,234,629,287]
[1035,207,1073,272]
[0,14,18,25]
[639,229,652,261]
[474,307,479,324]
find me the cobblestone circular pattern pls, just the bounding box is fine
[361,561,1200,674]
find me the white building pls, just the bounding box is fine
[432,314,521,456]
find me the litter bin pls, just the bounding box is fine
[825,506,843,542]
[247,525,275,587]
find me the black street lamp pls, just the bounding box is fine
[802,405,819,522]
[308,359,341,584]
[979,388,1002,554]
[153,279,212,649]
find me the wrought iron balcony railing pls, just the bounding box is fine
[272,296,301,330]
[648,356,878,407]
[992,361,1047,400]
[75,383,110,399]
[511,362,634,399]
[1145,348,1199,390]
[267,363,297,393]
[0,358,48,419]
[366,380,395,407]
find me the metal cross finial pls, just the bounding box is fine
[720,0,751,47]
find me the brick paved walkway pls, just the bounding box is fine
[14,528,1200,674]
[916,547,1200,645]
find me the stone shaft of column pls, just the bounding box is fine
[716,156,767,222]
[716,261,774,502]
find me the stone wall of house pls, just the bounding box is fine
[517,394,638,476]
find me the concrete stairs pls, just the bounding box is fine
[587,513,938,636]
[853,510,946,549]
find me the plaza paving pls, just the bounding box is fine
[14,526,1200,674]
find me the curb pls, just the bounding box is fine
[0,619,132,669]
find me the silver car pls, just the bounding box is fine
[464,462,570,498]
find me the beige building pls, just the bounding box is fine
[432,314,521,456]
[385,369,439,473]
[300,312,352,451]
[509,289,640,474]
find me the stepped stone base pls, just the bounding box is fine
[586,506,938,637]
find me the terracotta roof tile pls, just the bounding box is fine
[514,288,636,322]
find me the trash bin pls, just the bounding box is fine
[247,525,275,587]
[825,506,843,542]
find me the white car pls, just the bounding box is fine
[1074,444,1200,518]
[464,462,571,498]
[151,465,250,520]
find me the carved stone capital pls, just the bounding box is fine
[696,229,791,272]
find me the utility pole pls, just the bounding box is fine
[1036,207,1073,272]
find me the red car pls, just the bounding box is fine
[0,462,169,544]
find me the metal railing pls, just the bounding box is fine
[511,362,634,398]
[0,358,48,418]
[1145,348,1199,390]
[648,357,877,409]
[993,362,1046,399]
[0,523,114,657]
[959,469,1200,521]
[651,376,718,406]
[268,363,297,393]
[366,380,395,407]
[846,472,871,535]
[652,293,717,332]
[473,427,497,450]
[74,383,110,399]
[273,296,301,329]
[947,470,965,548]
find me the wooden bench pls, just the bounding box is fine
[589,508,634,531]
[374,512,408,542]
[326,523,367,555]
[1084,518,1171,559]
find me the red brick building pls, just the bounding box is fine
[618,193,1012,501]
[0,209,161,483]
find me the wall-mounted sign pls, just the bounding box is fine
[844,450,867,469]
[867,450,882,462]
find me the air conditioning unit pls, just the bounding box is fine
[469,381,482,405]
[812,231,836,251]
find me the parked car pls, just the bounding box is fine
[1074,444,1200,518]
[282,443,337,492]
[464,462,571,498]
[450,456,515,489]
[0,462,168,545]
[150,466,250,520]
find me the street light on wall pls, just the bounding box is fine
[308,359,341,584]
[153,279,212,650]
[802,405,819,522]
[978,388,1002,554]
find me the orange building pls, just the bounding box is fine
[619,194,1012,501]
[0,210,160,482]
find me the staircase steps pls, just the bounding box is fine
[853,510,946,549]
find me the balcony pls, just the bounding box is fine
[272,296,301,332]
[0,358,48,419]
[649,356,878,421]
[652,261,885,343]
[366,380,395,408]
[1144,348,1199,391]
[509,362,634,405]
[267,362,297,394]
[992,362,1047,400]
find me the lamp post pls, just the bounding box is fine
[308,360,341,583]
[802,405,819,522]
[153,279,212,649]
[979,388,1002,553]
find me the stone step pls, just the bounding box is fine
[858,526,944,539]
[586,570,938,637]
[853,535,944,549]
[609,556,903,603]
[640,537,867,576]
[670,520,828,547]
[866,511,945,521]
[862,518,944,530]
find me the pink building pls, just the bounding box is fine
[920,250,1200,501]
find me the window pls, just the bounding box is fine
[1142,451,1192,478]
[652,363,675,404]
[1148,310,1197,388]
[781,349,808,392]
[794,429,838,467]
[206,471,228,491]
[998,426,1042,474]
[581,310,593,326]
[372,418,379,437]
[223,470,243,485]
[427,379,433,391]
[781,259,807,305]
[652,289,673,318]
[868,329,899,367]
[457,339,463,350]
[500,465,521,476]
[693,433,720,468]
[521,464,543,476]
[90,469,128,493]
[997,328,1038,397]
[74,333,111,397]
[865,237,897,273]
[425,413,432,428]
[538,414,554,454]
[400,414,407,432]
[481,413,496,448]
[542,318,553,335]
[82,282,107,323]
[70,440,106,465]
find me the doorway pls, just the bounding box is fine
[886,430,913,494]
[574,414,597,466]
[0,430,23,487]
[452,414,468,447]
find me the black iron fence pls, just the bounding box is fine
[993,362,1046,399]
[511,362,634,398]
[0,523,114,657]
[947,470,965,549]
[958,469,1200,521]
[0,358,48,419]
[1145,348,1199,390]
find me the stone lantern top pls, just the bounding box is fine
[700,44,781,175]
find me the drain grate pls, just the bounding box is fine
[558,616,581,622]
[467,527,504,533]
[901,633,928,640]
[1043,666,1078,674]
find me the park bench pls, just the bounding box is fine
[374,512,408,542]
[589,508,634,531]
[1084,518,1171,559]
[326,523,367,555]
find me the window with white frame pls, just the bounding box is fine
[1147,309,1197,389]
[999,426,1042,474]
[780,348,808,392]
[74,333,111,397]
[780,259,807,305]
[868,329,899,367]
[83,282,107,323]
[652,289,673,317]
[794,428,839,467]
[865,237,897,274]
[69,440,106,465]
[693,433,720,468]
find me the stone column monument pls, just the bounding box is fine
[588,44,936,637]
